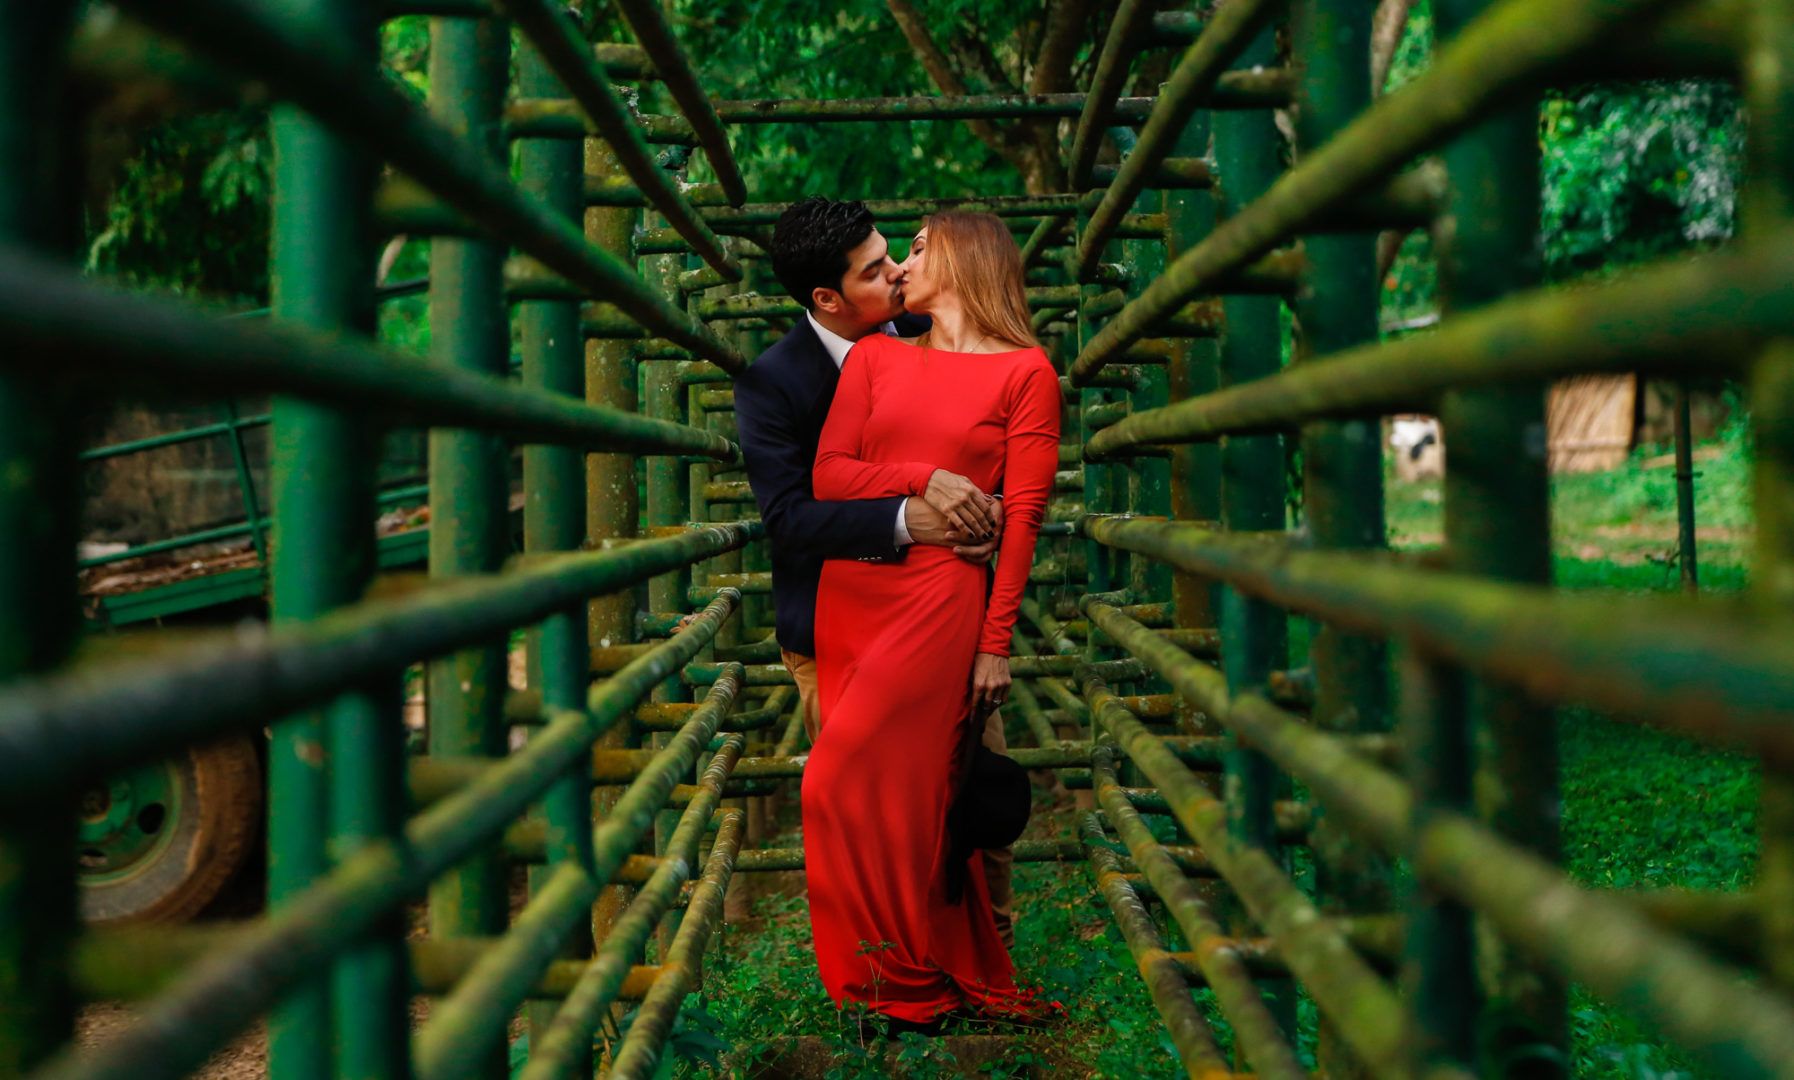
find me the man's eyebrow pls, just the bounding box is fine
[857,255,883,273]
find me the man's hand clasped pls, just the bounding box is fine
[905,495,1002,561]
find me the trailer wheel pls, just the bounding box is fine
[77,735,262,925]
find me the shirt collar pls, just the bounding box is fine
[805,311,897,370]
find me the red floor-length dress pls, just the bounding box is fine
[802,333,1061,1022]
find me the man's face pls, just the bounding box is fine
[815,230,906,329]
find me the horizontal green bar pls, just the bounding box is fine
[0,249,735,460]
[1084,233,1783,457]
[1082,516,1794,766]
[81,413,271,463]
[78,483,427,571]
[702,194,1079,229]
[710,77,1290,126]
[0,526,758,803]
[106,0,742,368]
[1084,599,1794,1079]
[33,601,742,1080]
[1070,0,1678,381]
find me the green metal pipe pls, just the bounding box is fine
[1078,810,1231,1079]
[1290,0,1395,1071]
[1673,383,1700,591]
[1075,0,1283,277]
[1069,0,1684,383]
[1429,0,1562,1065]
[0,5,79,1073]
[76,482,426,571]
[712,83,1285,126]
[1741,0,1794,1009]
[0,532,757,802]
[606,808,745,1080]
[494,0,739,277]
[1091,748,1306,1080]
[609,0,745,206]
[1080,516,1794,765]
[79,412,272,462]
[517,760,742,1080]
[517,28,596,1074]
[1085,598,1794,1076]
[32,603,741,1080]
[503,100,699,146]
[0,251,737,459]
[265,0,401,1074]
[105,0,742,367]
[424,17,514,1076]
[1082,233,1783,456]
[1066,0,1162,189]
[700,194,1079,229]
[1082,671,1409,1075]
[414,861,596,1080]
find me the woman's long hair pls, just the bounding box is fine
[916,211,1039,351]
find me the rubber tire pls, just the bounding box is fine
[79,735,263,925]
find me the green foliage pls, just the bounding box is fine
[1541,83,1744,280]
[85,109,271,301]
[660,0,1044,200]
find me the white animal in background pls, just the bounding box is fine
[1390,416,1444,482]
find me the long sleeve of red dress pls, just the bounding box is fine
[974,362,1061,655]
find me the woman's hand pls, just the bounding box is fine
[925,469,997,540]
[971,652,1011,714]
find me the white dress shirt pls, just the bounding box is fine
[806,312,914,547]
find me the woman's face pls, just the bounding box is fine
[899,227,946,312]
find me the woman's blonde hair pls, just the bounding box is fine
[915,211,1039,351]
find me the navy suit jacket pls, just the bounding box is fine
[733,313,930,657]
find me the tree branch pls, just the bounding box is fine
[1030,0,1093,94]
[1371,0,1417,97]
[884,0,1033,169]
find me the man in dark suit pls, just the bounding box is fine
[732,198,1018,945]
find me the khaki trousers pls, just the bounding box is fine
[782,648,1016,948]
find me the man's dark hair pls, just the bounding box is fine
[769,196,877,310]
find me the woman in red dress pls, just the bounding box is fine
[801,212,1063,1030]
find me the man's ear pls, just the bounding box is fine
[811,287,843,315]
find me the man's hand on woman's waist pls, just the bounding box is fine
[904,496,1002,562]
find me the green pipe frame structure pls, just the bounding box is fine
[5,0,1794,1077]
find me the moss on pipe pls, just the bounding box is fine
[1085,235,1786,457]
[1070,0,1687,382]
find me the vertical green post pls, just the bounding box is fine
[518,33,595,1076]
[1671,384,1699,592]
[1291,0,1393,1073]
[1211,19,1292,1039]
[1164,108,1222,647]
[1212,23,1288,852]
[1742,0,1794,999]
[1121,198,1173,608]
[268,1,408,1077]
[426,13,513,1079]
[585,137,643,956]
[0,6,78,1073]
[1415,0,1561,1071]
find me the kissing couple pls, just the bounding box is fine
[731,197,1066,1036]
